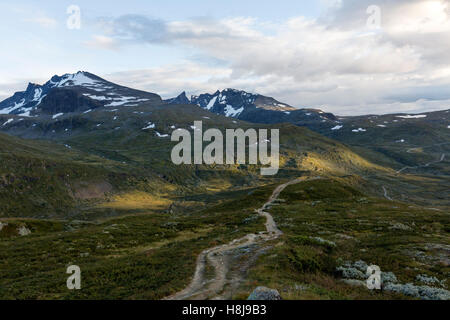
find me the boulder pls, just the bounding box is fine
[247,286,282,300]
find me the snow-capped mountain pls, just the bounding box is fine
[0,71,161,117]
[165,88,337,126]
[0,72,339,134]
[190,88,295,117]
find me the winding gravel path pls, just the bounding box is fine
[164,178,311,300]
[396,153,446,174]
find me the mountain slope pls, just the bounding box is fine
[0,71,447,211]
[0,71,162,117]
[166,88,337,127]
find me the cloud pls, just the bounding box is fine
[6,0,449,115]
[84,35,120,51]
[23,14,58,28]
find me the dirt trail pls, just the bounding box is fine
[396,153,446,174]
[382,186,393,201]
[165,178,311,300]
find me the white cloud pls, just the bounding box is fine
[93,1,450,115]
[3,1,450,116]
[23,14,57,28]
[84,35,119,51]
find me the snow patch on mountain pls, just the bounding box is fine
[53,72,99,87]
[2,119,13,126]
[224,105,244,117]
[206,96,217,110]
[142,122,156,130]
[397,115,427,119]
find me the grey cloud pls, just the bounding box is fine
[95,1,450,115]
[98,14,170,43]
[384,85,450,103]
[98,15,244,45]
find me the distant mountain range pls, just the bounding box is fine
[0,71,448,301]
[1,71,448,166]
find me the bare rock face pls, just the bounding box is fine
[247,286,282,300]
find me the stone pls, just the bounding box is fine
[248,286,282,300]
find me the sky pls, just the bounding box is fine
[0,0,449,115]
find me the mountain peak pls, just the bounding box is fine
[0,71,161,117]
[187,88,296,117]
[164,91,191,105]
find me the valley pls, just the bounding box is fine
[0,72,448,300]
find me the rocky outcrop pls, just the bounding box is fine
[247,286,282,300]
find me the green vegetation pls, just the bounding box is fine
[0,183,278,299]
[236,179,449,300]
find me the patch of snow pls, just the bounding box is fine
[83,94,108,101]
[2,118,14,126]
[83,109,92,114]
[224,105,244,117]
[32,88,42,101]
[56,72,99,87]
[377,125,387,127]
[52,113,64,119]
[155,131,169,138]
[206,96,217,110]
[18,109,32,117]
[331,125,343,131]
[352,128,367,133]
[284,111,291,115]
[142,122,156,130]
[396,115,427,119]
[0,99,26,114]
[219,94,227,104]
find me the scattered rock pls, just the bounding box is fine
[294,284,309,291]
[248,286,282,300]
[353,260,368,272]
[389,223,412,231]
[342,279,366,287]
[312,237,336,247]
[416,274,444,286]
[17,226,31,236]
[0,222,8,231]
[384,283,450,300]
[381,272,398,284]
[336,234,354,240]
[337,265,366,280]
